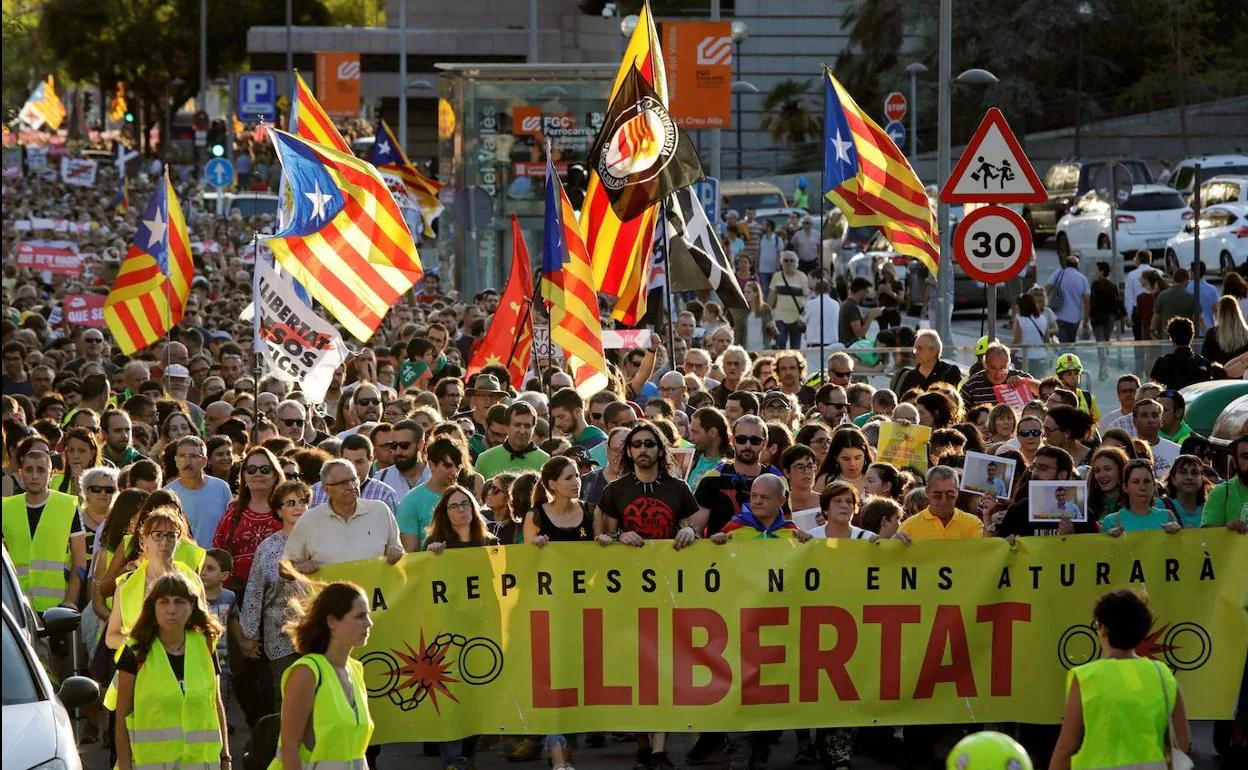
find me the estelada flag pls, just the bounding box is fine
[589,66,703,223]
[467,215,533,387]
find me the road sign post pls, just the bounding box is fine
[204,157,235,215]
[885,121,906,149]
[237,74,277,122]
[953,205,1034,344]
[694,177,720,226]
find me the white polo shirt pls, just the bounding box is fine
[283,498,401,565]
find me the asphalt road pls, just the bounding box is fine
[81,711,1229,770]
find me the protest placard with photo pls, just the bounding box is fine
[961,450,1017,498]
[1029,480,1088,523]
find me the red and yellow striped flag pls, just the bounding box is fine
[265,128,423,342]
[580,1,666,325]
[104,171,193,354]
[290,71,351,154]
[543,157,608,398]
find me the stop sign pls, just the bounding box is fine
[884,92,907,123]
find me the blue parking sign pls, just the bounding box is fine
[694,177,719,225]
[238,74,277,122]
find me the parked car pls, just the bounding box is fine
[1170,154,1248,196]
[720,180,787,214]
[1194,175,1248,207]
[1056,184,1191,259]
[1024,158,1154,245]
[1164,203,1248,274]
[197,191,281,218]
[2,605,97,770]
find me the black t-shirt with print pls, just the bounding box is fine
[117,643,222,687]
[599,474,700,540]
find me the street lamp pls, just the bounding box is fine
[620,14,638,39]
[730,20,750,179]
[933,63,998,344]
[1075,1,1094,156]
[165,77,185,164]
[904,62,927,159]
[732,81,759,178]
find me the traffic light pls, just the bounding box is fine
[125,111,135,123]
[208,118,227,158]
[565,162,589,210]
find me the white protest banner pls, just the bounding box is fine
[247,258,348,403]
[26,146,47,171]
[60,157,99,187]
[601,329,654,350]
[531,324,565,364]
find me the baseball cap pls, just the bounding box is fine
[164,364,190,379]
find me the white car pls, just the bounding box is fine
[2,605,98,770]
[1170,154,1248,195]
[1164,203,1248,273]
[1195,175,1248,207]
[1055,185,1191,259]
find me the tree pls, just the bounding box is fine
[833,0,905,117]
[34,0,330,153]
[759,79,822,171]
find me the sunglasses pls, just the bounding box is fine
[356,398,381,407]
[245,464,274,475]
[590,412,604,420]
[1017,429,1043,438]
[820,401,847,409]
[829,370,852,378]
[629,439,659,449]
[383,441,414,451]
[281,418,305,427]
[87,485,116,494]
[282,497,311,508]
[734,435,764,446]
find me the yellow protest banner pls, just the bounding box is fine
[876,422,931,472]
[317,530,1248,742]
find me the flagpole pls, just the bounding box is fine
[163,169,173,376]
[818,64,829,385]
[251,231,263,445]
[659,198,676,370]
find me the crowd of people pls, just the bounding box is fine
[3,140,1248,770]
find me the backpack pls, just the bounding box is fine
[1047,269,1067,313]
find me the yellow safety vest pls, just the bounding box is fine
[269,654,373,770]
[2,490,78,612]
[104,561,205,711]
[1069,657,1174,770]
[119,534,207,574]
[125,630,222,770]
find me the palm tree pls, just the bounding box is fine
[760,79,822,171]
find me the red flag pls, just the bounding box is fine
[467,216,534,387]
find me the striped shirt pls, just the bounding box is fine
[310,476,400,515]
[958,368,1032,409]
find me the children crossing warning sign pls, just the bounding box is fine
[939,108,1046,204]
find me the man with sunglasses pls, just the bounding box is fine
[815,384,849,425]
[694,415,781,537]
[336,383,384,439]
[373,419,431,498]
[593,420,700,770]
[165,435,233,546]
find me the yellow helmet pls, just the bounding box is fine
[1055,353,1084,375]
[975,336,990,356]
[947,731,1033,770]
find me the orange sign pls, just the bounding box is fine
[663,21,732,129]
[315,52,360,118]
[512,106,577,138]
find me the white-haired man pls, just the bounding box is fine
[895,329,963,395]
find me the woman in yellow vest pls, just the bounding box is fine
[273,580,374,770]
[113,570,229,770]
[1050,588,1190,770]
[105,507,204,651]
[97,490,206,604]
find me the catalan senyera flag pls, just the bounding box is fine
[543,156,608,398]
[104,171,193,354]
[19,76,67,130]
[265,128,424,342]
[290,71,351,154]
[109,82,127,123]
[822,70,939,273]
[581,1,666,325]
[370,119,444,237]
[467,216,534,387]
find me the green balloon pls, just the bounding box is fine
[946,731,1033,770]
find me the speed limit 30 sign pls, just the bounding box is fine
[953,205,1033,284]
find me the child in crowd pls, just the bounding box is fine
[200,548,240,712]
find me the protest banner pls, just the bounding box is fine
[249,257,349,403]
[876,422,931,472]
[317,530,1247,742]
[13,240,82,275]
[994,381,1033,410]
[3,147,22,178]
[60,156,98,187]
[531,324,566,364]
[62,294,107,328]
[26,146,47,171]
[602,329,655,350]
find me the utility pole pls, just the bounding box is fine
[933,0,953,344]
[399,0,408,152]
[709,0,722,180]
